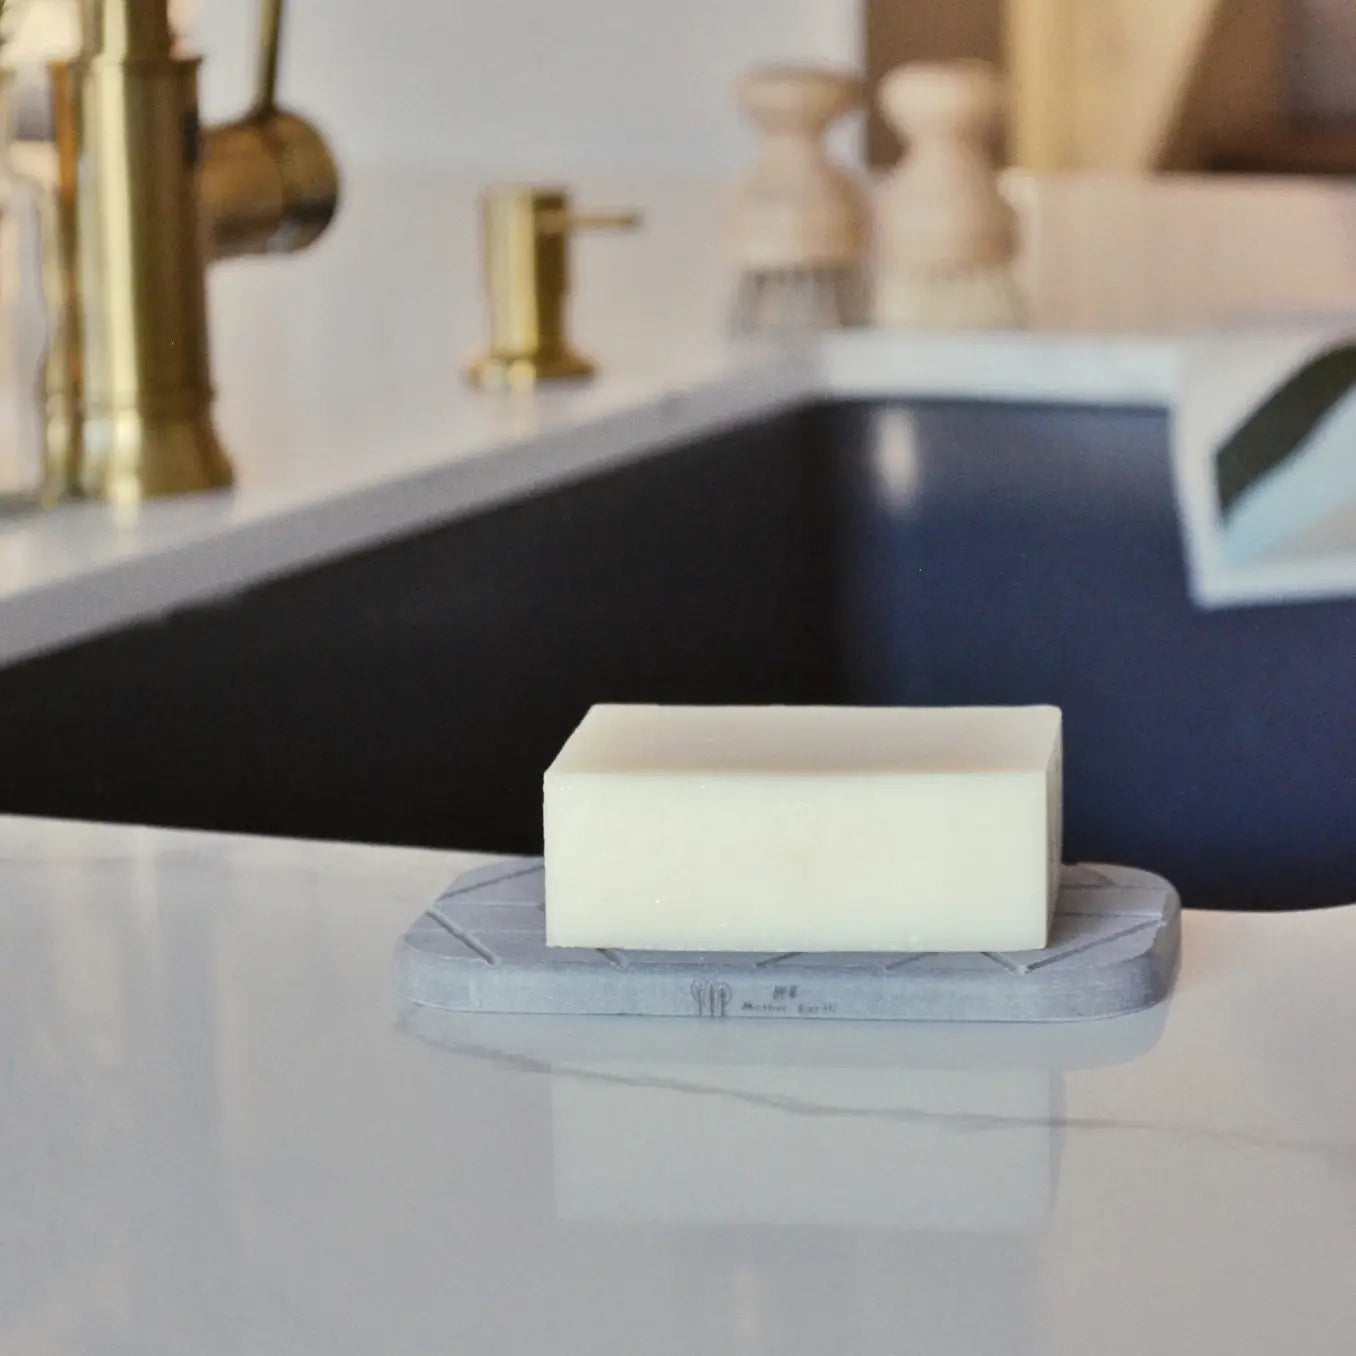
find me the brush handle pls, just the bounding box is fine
[876,60,1016,271]
[728,64,867,271]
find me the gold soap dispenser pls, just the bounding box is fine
[467,186,640,390]
[42,0,339,504]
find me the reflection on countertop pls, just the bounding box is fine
[403,1004,1168,1233]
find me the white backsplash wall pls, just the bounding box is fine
[192,0,1355,168]
[189,0,862,172]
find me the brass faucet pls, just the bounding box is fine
[41,0,339,503]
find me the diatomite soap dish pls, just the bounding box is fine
[394,860,1180,1023]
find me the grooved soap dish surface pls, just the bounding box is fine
[394,859,1180,1022]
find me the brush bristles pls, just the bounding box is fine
[875,262,1025,330]
[732,266,868,335]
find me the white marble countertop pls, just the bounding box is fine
[2,169,1356,664]
[1,812,1352,1354]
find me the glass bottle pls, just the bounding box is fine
[0,61,49,512]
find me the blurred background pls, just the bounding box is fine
[5,0,1353,174]
[1,0,1355,913]
[868,0,1356,173]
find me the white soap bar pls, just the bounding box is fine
[544,704,1062,953]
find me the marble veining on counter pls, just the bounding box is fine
[1,813,1353,1354]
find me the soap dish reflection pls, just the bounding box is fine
[400,999,1166,1234]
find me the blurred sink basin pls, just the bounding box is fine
[0,399,1351,910]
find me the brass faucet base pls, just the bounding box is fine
[466,347,596,391]
[78,411,234,504]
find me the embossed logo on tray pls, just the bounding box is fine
[691,980,732,1018]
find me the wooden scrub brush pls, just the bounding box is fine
[727,64,869,335]
[874,60,1024,330]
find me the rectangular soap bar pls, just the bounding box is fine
[544,704,1062,953]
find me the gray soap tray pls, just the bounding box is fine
[394,859,1180,1023]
